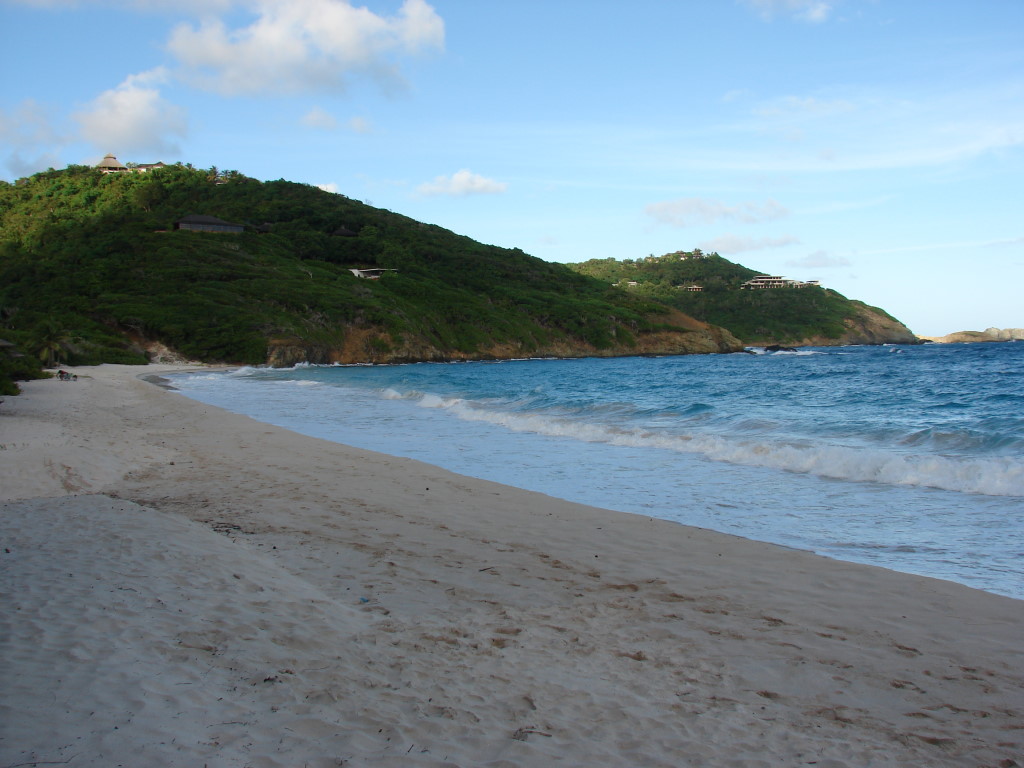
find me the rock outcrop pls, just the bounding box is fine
[918,327,1024,344]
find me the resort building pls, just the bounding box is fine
[95,154,167,174]
[741,275,820,289]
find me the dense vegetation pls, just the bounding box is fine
[0,164,716,394]
[568,251,896,344]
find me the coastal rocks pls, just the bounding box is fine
[986,327,1024,340]
[919,328,1024,344]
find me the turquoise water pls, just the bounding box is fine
[170,343,1024,599]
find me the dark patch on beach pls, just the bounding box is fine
[141,374,178,390]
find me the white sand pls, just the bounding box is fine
[1,364,1022,768]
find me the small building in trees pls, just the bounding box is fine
[175,215,245,234]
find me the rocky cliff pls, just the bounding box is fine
[265,310,745,366]
[795,302,919,347]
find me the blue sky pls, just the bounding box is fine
[2,0,1022,336]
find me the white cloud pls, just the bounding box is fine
[742,0,836,23]
[317,182,340,193]
[166,0,444,96]
[301,106,338,130]
[645,197,788,228]
[787,250,851,268]
[73,68,187,156]
[697,234,799,254]
[417,169,507,197]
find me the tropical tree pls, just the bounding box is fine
[31,318,72,367]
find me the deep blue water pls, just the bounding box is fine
[170,343,1024,599]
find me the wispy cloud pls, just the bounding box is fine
[299,107,372,134]
[301,106,338,130]
[697,234,799,254]
[7,1,237,9]
[725,82,1024,172]
[348,116,372,134]
[417,169,507,197]
[645,197,788,228]
[741,0,836,23]
[861,236,1024,256]
[787,250,851,268]
[752,95,855,119]
[0,99,66,177]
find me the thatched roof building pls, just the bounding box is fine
[96,153,127,173]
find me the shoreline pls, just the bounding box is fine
[2,363,1022,767]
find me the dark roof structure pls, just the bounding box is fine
[175,214,245,233]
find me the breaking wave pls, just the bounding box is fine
[403,391,1024,497]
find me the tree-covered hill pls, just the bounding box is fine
[0,164,741,394]
[568,251,917,346]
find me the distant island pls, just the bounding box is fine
[919,328,1024,344]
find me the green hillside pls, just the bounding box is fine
[568,251,915,345]
[0,164,740,394]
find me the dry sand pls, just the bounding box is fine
[1,364,1022,768]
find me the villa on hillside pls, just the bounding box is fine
[349,268,397,279]
[741,275,820,290]
[96,153,166,174]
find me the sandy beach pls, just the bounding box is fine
[1,364,1022,768]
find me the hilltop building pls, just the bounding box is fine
[95,153,166,174]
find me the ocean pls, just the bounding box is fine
[168,342,1024,600]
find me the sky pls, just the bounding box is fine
[2,0,1022,337]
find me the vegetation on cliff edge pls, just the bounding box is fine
[567,252,909,344]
